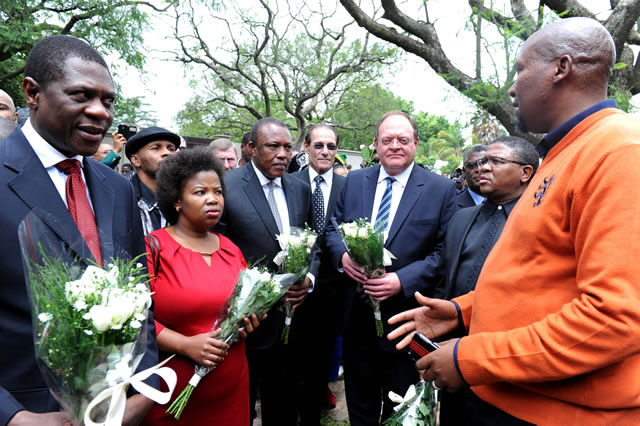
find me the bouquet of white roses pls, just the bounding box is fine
[273,227,317,344]
[18,213,176,426]
[339,218,395,336]
[167,266,299,419]
[384,381,437,426]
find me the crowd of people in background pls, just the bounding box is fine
[1,15,640,426]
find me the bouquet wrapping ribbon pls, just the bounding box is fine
[84,355,177,426]
[389,383,417,411]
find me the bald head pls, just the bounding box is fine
[510,18,616,134]
[528,18,615,89]
[0,90,16,122]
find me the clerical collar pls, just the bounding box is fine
[482,197,519,215]
[536,99,617,157]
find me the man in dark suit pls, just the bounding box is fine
[457,144,487,209]
[291,123,346,425]
[433,136,538,425]
[214,117,315,426]
[324,111,457,425]
[0,35,158,425]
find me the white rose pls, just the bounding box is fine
[110,301,134,326]
[342,223,357,238]
[88,305,112,332]
[357,227,369,239]
[289,236,304,248]
[82,265,107,286]
[306,235,317,249]
[259,272,272,283]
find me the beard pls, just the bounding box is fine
[516,112,529,133]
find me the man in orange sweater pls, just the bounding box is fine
[389,17,640,425]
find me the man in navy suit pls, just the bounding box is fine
[214,117,316,426]
[324,111,457,425]
[0,35,157,426]
[457,144,487,209]
[291,123,346,425]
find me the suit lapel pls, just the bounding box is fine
[449,206,483,285]
[6,131,92,261]
[362,166,379,221]
[242,166,280,239]
[325,171,343,225]
[282,173,300,227]
[386,165,421,246]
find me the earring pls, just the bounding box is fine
[176,206,181,212]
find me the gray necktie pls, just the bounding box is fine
[267,181,283,233]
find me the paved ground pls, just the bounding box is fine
[254,378,349,425]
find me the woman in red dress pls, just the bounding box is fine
[142,147,259,425]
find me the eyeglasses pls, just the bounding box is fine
[474,156,527,168]
[379,137,413,146]
[312,143,338,151]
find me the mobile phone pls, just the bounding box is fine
[407,332,440,361]
[117,124,137,140]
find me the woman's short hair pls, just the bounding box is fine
[156,146,226,225]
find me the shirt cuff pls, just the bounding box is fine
[306,272,315,292]
[451,300,465,329]
[453,338,468,385]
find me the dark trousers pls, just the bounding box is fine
[439,387,470,426]
[290,286,340,426]
[247,342,297,426]
[342,298,418,426]
[465,391,535,426]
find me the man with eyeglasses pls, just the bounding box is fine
[433,136,538,425]
[214,117,317,426]
[324,111,457,425]
[291,123,346,424]
[389,18,640,425]
[458,145,488,208]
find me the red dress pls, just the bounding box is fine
[142,229,249,425]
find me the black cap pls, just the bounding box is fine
[125,126,180,160]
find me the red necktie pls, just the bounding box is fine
[56,159,103,267]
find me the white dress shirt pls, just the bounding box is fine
[251,161,291,235]
[308,167,333,217]
[22,118,94,212]
[370,162,414,241]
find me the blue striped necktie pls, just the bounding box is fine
[374,177,395,233]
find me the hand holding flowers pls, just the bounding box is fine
[339,219,396,336]
[273,227,317,344]
[167,266,295,419]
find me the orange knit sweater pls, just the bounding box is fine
[453,109,640,425]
